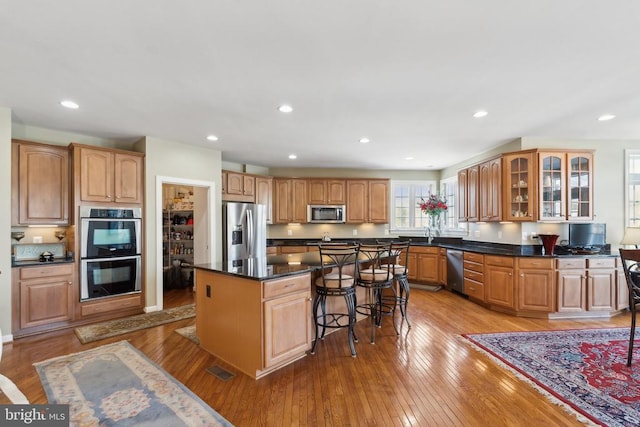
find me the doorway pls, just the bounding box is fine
[155,176,216,311]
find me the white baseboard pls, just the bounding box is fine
[144,305,160,313]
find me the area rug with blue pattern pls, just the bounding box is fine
[463,328,640,427]
[34,340,232,426]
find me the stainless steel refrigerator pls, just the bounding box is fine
[222,202,267,261]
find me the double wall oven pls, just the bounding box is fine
[80,207,142,301]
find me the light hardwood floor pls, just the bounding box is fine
[0,286,632,426]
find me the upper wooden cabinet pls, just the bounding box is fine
[538,150,593,222]
[12,140,70,225]
[503,151,536,221]
[346,179,389,224]
[273,178,307,223]
[74,145,144,205]
[307,179,346,205]
[458,165,479,222]
[222,171,255,203]
[479,157,502,222]
[255,176,273,224]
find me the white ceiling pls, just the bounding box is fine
[1,1,640,170]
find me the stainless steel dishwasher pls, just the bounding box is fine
[446,250,464,294]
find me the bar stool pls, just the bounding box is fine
[311,244,360,357]
[356,243,394,344]
[379,240,412,328]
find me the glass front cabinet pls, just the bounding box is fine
[503,151,536,222]
[537,151,593,222]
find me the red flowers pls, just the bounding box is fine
[419,194,448,216]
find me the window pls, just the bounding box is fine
[390,180,436,232]
[440,177,458,229]
[626,149,640,227]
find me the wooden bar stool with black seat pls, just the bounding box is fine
[356,243,395,344]
[378,240,412,329]
[311,244,360,357]
[619,249,640,366]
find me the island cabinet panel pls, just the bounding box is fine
[195,269,311,379]
[13,141,70,226]
[516,258,554,312]
[485,256,514,309]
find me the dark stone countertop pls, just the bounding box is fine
[12,258,75,268]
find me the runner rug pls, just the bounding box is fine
[34,340,232,426]
[74,304,195,344]
[462,328,640,427]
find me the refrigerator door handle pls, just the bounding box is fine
[246,209,253,257]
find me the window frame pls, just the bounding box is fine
[389,180,437,234]
[625,149,640,227]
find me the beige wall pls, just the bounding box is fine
[1,108,12,340]
[139,136,222,309]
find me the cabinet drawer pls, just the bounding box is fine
[464,252,484,263]
[518,258,554,270]
[263,273,310,299]
[464,279,484,300]
[463,260,484,274]
[81,294,141,317]
[411,246,439,254]
[556,259,586,270]
[587,258,616,269]
[266,246,278,256]
[279,246,308,254]
[464,269,484,283]
[439,248,447,256]
[20,263,74,280]
[485,255,514,268]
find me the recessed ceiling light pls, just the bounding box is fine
[60,100,79,109]
[206,135,219,141]
[598,114,616,121]
[278,104,293,113]
[359,137,370,144]
[405,156,414,160]
[473,110,488,118]
[288,154,297,159]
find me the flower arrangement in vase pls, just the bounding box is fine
[419,194,448,243]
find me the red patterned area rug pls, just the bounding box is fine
[463,328,640,427]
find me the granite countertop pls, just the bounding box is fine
[195,252,325,281]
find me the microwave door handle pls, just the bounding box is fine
[246,209,253,257]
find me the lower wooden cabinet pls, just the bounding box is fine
[438,248,447,285]
[463,252,485,301]
[485,255,515,309]
[196,269,311,379]
[13,264,74,336]
[517,258,554,312]
[556,257,618,313]
[409,246,440,283]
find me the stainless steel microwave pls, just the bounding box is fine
[307,205,346,223]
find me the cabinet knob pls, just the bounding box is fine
[68,281,72,286]
[520,273,524,277]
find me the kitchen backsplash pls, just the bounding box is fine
[13,243,66,261]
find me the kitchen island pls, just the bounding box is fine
[194,252,364,379]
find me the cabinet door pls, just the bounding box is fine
[273,179,292,223]
[479,157,502,221]
[417,253,439,282]
[255,176,273,224]
[467,165,480,222]
[457,169,468,221]
[226,172,244,195]
[618,267,630,310]
[368,180,389,223]
[538,152,566,221]
[264,291,312,368]
[307,179,327,204]
[503,152,535,221]
[518,269,554,312]
[346,180,367,223]
[291,179,308,223]
[20,276,73,329]
[80,148,114,203]
[567,153,593,220]
[243,175,255,197]
[17,143,69,225]
[486,265,514,308]
[557,270,586,312]
[327,180,346,205]
[406,253,418,281]
[221,171,227,194]
[587,269,616,311]
[438,249,447,285]
[114,153,143,204]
